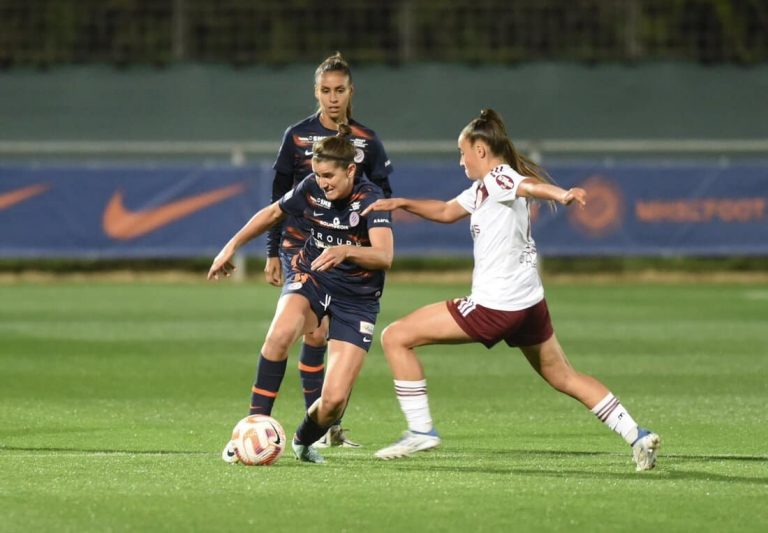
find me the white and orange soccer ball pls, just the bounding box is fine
[230,415,286,466]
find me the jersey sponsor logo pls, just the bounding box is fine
[349,211,360,227]
[470,224,480,239]
[0,183,50,211]
[311,229,360,248]
[372,218,390,224]
[311,196,332,209]
[354,148,364,164]
[296,134,368,149]
[495,174,515,190]
[359,321,375,335]
[519,245,538,267]
[315,218,350,230]
[295,134,329,146]
[349,201,361,211]
[103,183,245,240]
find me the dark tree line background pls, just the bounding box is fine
[1,0,766,68]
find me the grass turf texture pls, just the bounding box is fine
[1,280,767,532]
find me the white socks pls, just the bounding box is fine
[591,392,639,445]
[394,379,433,433]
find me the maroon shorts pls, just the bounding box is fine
[446,297,554,349]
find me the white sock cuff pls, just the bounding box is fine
[394,379,427,394]
[591,393,618,418]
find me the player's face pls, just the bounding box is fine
[458,136,484,180]
[315,71,353,124]
[312,160,356,201]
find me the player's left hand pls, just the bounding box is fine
[562,187,587,207]
[311,246,348,272]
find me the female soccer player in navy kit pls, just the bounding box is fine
[210,126,393,464]
[264,52,393,448]
[363,109,661,471]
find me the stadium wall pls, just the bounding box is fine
[1,63,768,142]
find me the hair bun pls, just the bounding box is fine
[337,123,352,138]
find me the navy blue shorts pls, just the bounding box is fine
[280,269,379,352]
[279,250,295,280]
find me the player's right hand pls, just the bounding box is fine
[208,245,237,281]
[264,257,284,287]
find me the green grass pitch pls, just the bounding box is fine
[1,279,767,532]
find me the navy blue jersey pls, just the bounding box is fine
[267,114,393,257]
[278,175,392,299]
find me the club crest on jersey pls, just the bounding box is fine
[495,174,515,190]
[349,212,360,227]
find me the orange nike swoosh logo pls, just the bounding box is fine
[103,183,246,240]
[0,184,50,210]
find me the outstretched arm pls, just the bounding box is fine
[208,202,286,280]
[361,197,469,223]
[517,178,587,207]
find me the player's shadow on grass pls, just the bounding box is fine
[395,464,767,486]
[377,449,768,486]
[0,446,207,455]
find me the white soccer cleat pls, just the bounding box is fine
[221,440,239,464]
[375,429,441,460]
[291,439,326,464]
[631,428,661,471]
[314,425,362,448]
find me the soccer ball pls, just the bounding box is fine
[230,414,286,466]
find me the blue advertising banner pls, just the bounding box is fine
[1,161,766,258]
[390,161,768,256]
[0,164,270,257]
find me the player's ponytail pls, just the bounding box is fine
[462,109,556,209]
[312,123,356,168]
[314,51,354,120]
[462,109,554,187]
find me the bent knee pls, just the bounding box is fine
[303,327,327,347]
[381,321,417,350]
[264,327,297,354]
